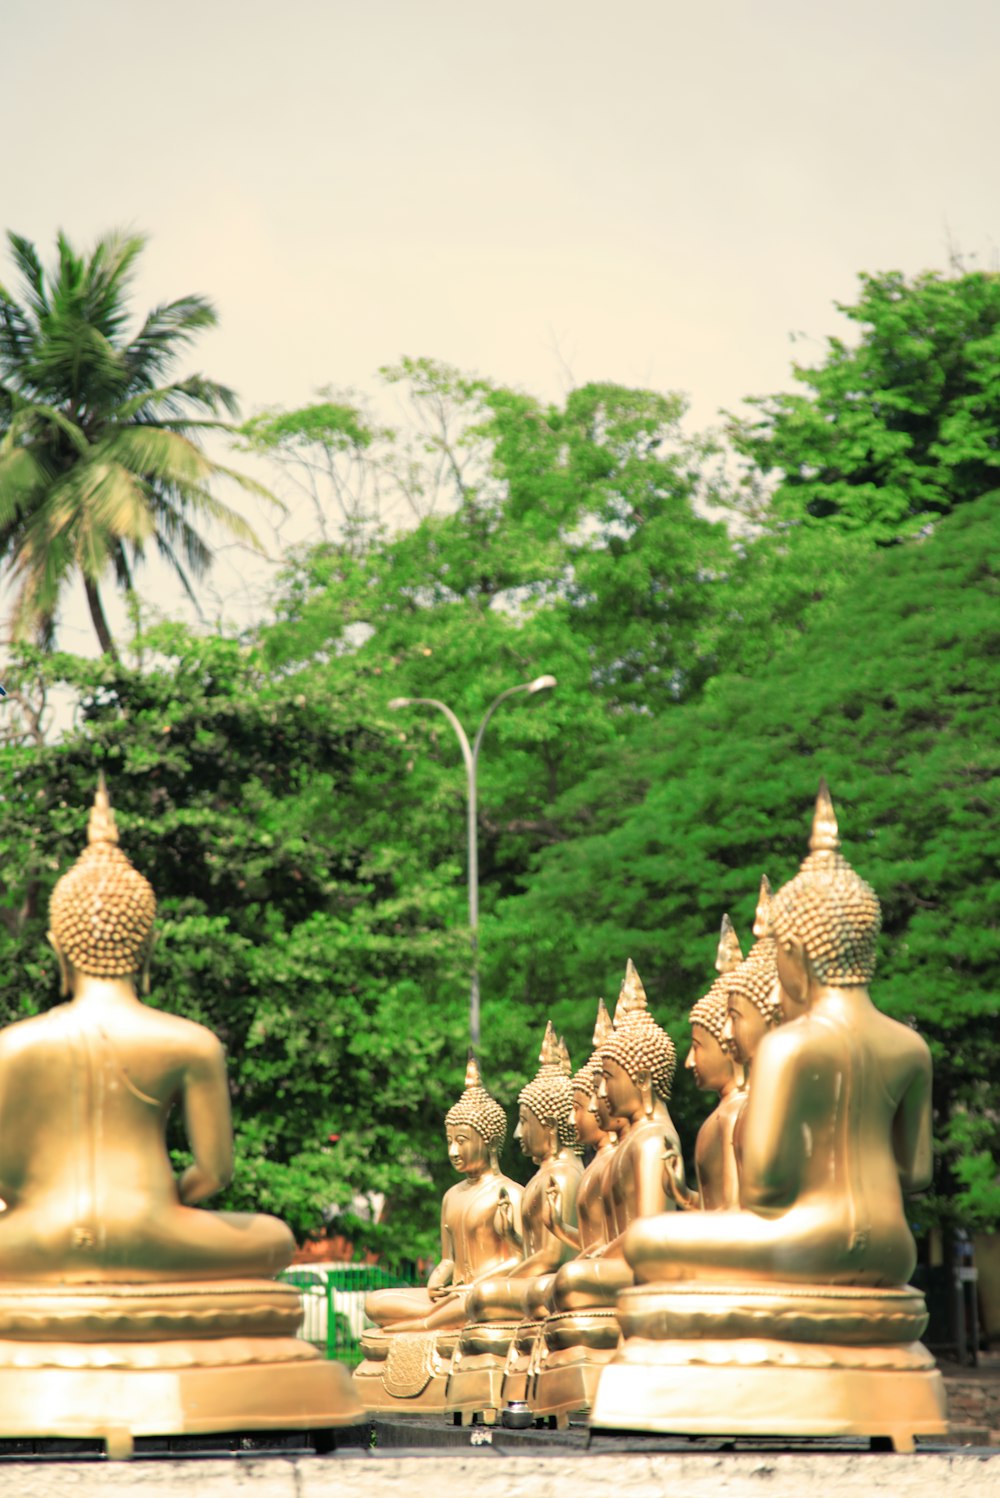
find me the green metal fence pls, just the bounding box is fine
[281,1263,422,1366]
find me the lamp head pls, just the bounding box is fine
[527,675,557,694]
[388,698,412,710]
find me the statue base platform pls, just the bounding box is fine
[500,1318,541,1405]
[0,1279,365,1455]
[530,1306,620,1417]
[353,1328,459,1413]
[590,1282,949,1452]
[447,1320,519,1421]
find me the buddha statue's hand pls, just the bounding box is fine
[545,1180,563,1229]
[663,1149,697,1210]
[426,1258,455,1297]
[494,1187,519,1245]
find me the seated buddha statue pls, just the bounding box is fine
[624,784,934,1287]
[545,999,618,1269]
[0,778,293,1283]
[0,777,362,1452]
[465,1021,582,1324]
[665,914,745,1213]
[364,1053,523,1333]
[549,961,681,1311]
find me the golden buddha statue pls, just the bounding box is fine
[0,778,363,1455]
[354,1052,523,1412]
[546,999,618,1261]
[528,997,632,1419]
[666,914,745,1212]
[448,1021,582,1422]
[591,783,947,1450]
[548,960,681,1315]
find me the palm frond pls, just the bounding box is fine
[123,296,218,386]
[6,233,48,320]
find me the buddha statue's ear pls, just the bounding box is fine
[777,933,811,1012]
[47,931,72,999]
[140,931,158,997]
[636,1066,654,1118]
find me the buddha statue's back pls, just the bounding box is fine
[0,777,364,1450]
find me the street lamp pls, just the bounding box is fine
[389,675,557,1047]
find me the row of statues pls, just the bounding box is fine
[355,782,947,1449]
[0,773,947,1453]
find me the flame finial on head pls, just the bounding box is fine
[464,1048,481,1090]
[556,1035,572,1076]
[752,875,773,939]
[539,1018,559,1067]
[592,997,612,1049]
[614,959,648,1025]
[87,772,120,847]
[715,914,743,975]
[809,778,841,855]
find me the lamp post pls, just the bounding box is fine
[389,675,556,1048]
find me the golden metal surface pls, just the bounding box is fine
[355,1051,524,1411]
[451,1022,583,1416]
[532,978,681,1417]
[0,781,364,1443]
[592,783,947,1445]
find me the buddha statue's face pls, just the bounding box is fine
[572,1091,602,1149]
[515,1105,552,1164]
[600,1058,641,1119]
[724,993,769,1069]
[685,1024,731,1093]
[446,1123,490,1177]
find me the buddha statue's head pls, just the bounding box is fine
[686,915,743,1093]
[572,998,613,1148]
[445,1051,507,1176]
[516,1020,576,1164]
[771,781,881,1012]
[48,776,157,996]
[600,960,677,1121]
[723,950,783,1068]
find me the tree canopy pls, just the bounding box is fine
[0,230,267,655]
[731,268,1000,542]
[0,243,997,1252]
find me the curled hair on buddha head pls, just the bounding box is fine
[445,1050,507,1153]
[728,949,783,1026]
[689,914,744,1048]
[571,997,613,1097]
[49,775,156,981]
[771,780,882,986]
[603,960,677,1102]
[519,1020,578,1150]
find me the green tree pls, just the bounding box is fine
[0,229,268,655]
[731,269,1000,542]
[486,492,1000,1230]
[0,623,470,1254]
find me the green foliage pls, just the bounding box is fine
[0,229,269,653]
[0,624,469,1253]
[731,269,1000,541]
[486,494,1000,1225]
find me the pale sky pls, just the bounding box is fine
[2,0,999,657]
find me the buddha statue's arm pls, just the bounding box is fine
[545,1179,582,1250]
[178,1036,235,1205]
[427,1197,456,1296]
[664,1147,700,1210]
[738,1032,804,1215]
[508,1169,579,1278]
[892,1043,933,1194]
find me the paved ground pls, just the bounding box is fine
[0,1447,998,1498]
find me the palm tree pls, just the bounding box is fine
[0,229,270,657]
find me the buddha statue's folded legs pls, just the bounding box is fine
[0,1205,295,1283]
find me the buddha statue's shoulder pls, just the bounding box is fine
[0,1007,65,1057]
